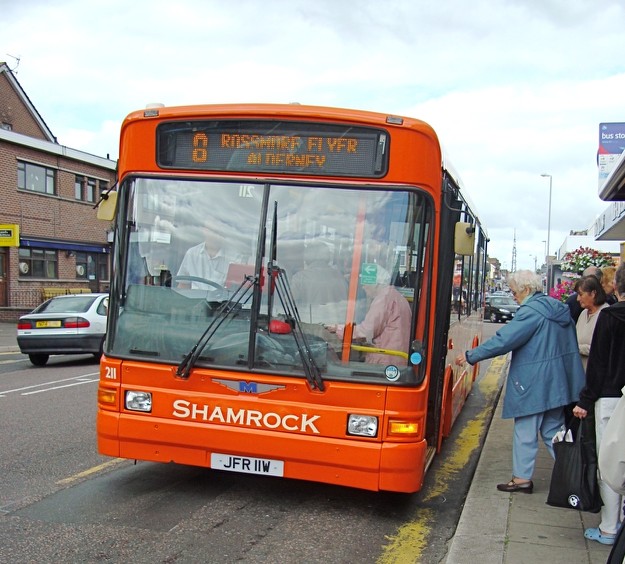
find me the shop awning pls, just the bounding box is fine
[20,237,110,254]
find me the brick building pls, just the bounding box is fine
[0,62,116,321]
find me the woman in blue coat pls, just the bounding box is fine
[457,270,585,493]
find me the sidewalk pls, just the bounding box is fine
[0,321,19,353]
[445,375,612,564]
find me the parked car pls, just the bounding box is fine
[484,295,519,323]
[17,293,108,366]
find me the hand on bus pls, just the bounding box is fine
[325,324,345,338]
[455,353,466,366]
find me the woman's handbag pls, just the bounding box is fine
[598,387,625,495]
[546,417,602,513]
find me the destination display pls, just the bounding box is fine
[157,120,388,177]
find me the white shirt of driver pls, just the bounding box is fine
[177,242,233,287]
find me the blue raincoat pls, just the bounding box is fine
[466,292,585,419]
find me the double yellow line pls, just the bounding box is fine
[56,458,126,485]
[377,355,507,563]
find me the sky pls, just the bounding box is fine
[4,0,625,271]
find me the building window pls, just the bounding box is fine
[76,252,109,281]
[75,252,88,279]
[75,176,84,200]
[18,248,58,278]
[86,178,96,202]
[98,254,109,281]
[99,180,108,196]
[17,161,56,195]
[74,175,104,202]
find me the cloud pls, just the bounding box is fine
[4,0,625,271]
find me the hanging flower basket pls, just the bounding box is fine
[549,280,576,303]
[559,246,615,275]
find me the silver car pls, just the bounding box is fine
[17,293,108,366]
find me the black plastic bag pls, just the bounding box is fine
[546,417,602,513]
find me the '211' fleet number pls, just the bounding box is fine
[238,185,256,198]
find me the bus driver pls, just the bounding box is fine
[176,220,243,289]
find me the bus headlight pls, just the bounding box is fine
[347,414,378,437]
[125,390,152,412]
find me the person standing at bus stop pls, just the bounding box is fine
[572,263,625,546]
[575,275,608,372]
[456,270,585,493]
[566,265,603,322]
[601,265,618,305]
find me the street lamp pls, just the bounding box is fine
[541,174,553,290]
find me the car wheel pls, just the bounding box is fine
[29,354,49,366]
[489,312,498,323]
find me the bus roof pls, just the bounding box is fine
[125,102,439,140]
[122,102,484,232]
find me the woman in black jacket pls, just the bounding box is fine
[573,263,625,546]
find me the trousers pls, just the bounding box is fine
[596,397,623,535]
[512,406,564,480]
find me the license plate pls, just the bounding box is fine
[35,320,62,328]
[210,453,284,477]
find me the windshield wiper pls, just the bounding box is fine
[176,276,257,379]
[272,266,325,392]
[266,201,324,391]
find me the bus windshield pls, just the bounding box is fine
[108,177,430,382]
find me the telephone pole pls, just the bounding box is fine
[511,230,517,272]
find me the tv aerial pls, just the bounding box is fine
[6,54,21,73]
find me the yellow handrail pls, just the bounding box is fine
[350,344,409,360]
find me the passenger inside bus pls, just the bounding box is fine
[290,239,349,325]
[327,266,411,366]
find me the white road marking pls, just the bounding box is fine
[21,379,99,395]
[0,358,29,365]
[0,372,99,398]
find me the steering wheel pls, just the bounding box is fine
[172,275,225,292]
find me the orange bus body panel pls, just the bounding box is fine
[98,410,426,492]
[444,313,483,435]
[118,104,443,197]
[98,359,428,492]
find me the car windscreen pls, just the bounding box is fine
[492,298,516,306]
[37,296,97,314]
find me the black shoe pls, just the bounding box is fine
[496,479,533,493]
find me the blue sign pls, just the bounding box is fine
[598,123,625,188]
[599,123,625,154]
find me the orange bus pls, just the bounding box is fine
[97,104,488,493]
